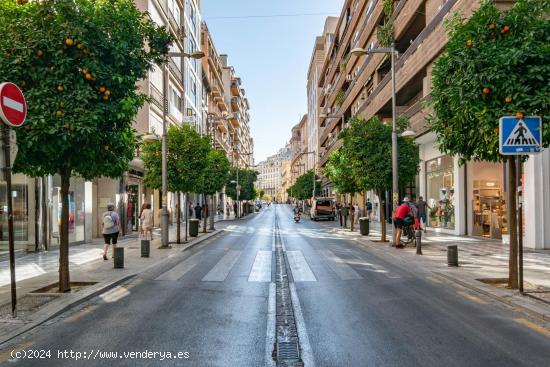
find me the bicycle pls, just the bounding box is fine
[400,219,417,248]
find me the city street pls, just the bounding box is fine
[2,205,549,366]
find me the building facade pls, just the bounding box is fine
[256,144,291,199]
[314,0,549,249]
[290,115,309,185]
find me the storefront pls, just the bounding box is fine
[0,174,35,251]
[50,175,87,245]
[467,161,507,240]
[426,155,455,230]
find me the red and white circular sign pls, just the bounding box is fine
[0,82,27,127]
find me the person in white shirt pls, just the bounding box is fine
[140,203,153,240]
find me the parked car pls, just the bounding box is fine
[311,198,336,221]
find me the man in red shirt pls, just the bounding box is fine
[393,197,412,248]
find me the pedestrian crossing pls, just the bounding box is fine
[155,247,391,284]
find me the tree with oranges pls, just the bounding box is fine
[430,0,550,288]
[0,0,172,292]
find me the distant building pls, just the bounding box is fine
[256,144,291,199]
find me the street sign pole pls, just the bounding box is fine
[1,124,16,317]
[517,160,524,294]
[0,82,27,318]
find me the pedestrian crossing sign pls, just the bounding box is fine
[499,116,542,155]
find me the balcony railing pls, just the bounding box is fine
[149,83,163,110]
[169,59,182,82]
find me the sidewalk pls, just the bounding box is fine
[0,214,241,345]
[328,218,550,322]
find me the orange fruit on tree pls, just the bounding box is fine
[104,90,111,96]
[466,39,473,46]
[99,86,106,93]
[85,73,93,81]
[488,23,496,30]
[57,85,64,92]
[505,97,512,103]
[104,145,109,151]
[47,13,53,21]
[482,87,490,94]
[56,110,63,117]
[77,44,83,50]
[59,101,65,108]
[516,112,524,119]
[503,25,509,32]
[36,50,43,57]
[102,95,109,101]
[65,38,74,46]
[81,69,87,75]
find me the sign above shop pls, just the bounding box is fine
[499,116,542,155]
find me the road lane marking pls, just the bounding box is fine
[514,318,550,338]
[155,253,201,281]
[249,251,272,282]
[202,250,241,282]
[265,283,276,367]
[290,283,316,366]
[456,290,488,305]
[319,250,363,280]
[286,251,316,282]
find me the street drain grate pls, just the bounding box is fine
[272,214,303,366]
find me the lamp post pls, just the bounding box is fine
[147,51,205,248]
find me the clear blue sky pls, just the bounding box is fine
[201,0,343,163]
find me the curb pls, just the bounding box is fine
[0,228,226,347]
[432,272,550,323]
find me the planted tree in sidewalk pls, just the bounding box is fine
[0,0,171,292]
[142,125,210,243]
[340,116,419,241]
[225,168,258,216]
[429,0,550,288]
[288,170,321,201]
[196,148,231,232]
[325,149,361,230]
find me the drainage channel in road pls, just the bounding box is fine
[272,212,304,367]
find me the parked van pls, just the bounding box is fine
[311,198,336,221]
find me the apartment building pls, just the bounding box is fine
[200,22,232,157]
[220,55,254,169]
[316,0,549,249]
[256,144,292,199]
[306,17,338,188]
[290,115,309,185]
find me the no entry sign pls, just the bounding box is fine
[0,82,27,127]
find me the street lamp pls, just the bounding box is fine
[155,50,205,248]
[351,45,399,214]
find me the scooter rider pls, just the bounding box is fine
[293,204,301,221]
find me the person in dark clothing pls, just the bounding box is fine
[341,204,348,228]
[194,204,202,220]
[415,196,430,233]
[233,202,238,218]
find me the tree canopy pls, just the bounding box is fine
[430,0,550,163]
[288,170,321,200]
[196,148,231,195]
[324,149,360,197]
[225,168,258,201]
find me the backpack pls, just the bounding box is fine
[103,212,115,229]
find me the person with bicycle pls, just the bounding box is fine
[393,197,414,248]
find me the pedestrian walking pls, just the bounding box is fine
[416,196,430,233]
[140,203,153,240]
[366,199,373,220]
[188,202,194,219]
[233,202,238,218]
[353,202,360,224]
[102,203,122,260]
[341,204,348,228]
[336,201,342,226]
[194,203,202,220]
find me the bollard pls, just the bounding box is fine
[415,230,422,254]
[189,219,199,237]
[447,245,459,266]
[141,239,150,258]
[359,217,370,236]
[113,247,124,268]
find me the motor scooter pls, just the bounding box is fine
[294,212,301,223]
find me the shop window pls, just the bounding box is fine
[426,156,454,229]
[0,175,29,243]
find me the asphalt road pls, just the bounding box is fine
[2,204,550,367]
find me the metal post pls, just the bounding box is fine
[2,126,16,317]
[415,229,422,255]
[236,164,240,218]
[518,159,524,294]
[184,192,188,243]
[160,65,169,248]
[390,44,399,246]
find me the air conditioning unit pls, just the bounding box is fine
[346,75,353,82]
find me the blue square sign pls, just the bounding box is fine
[499,116,542,155]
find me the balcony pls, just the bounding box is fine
[168,59,182,82]
[149,83,163,110]
[230,80,240,96]
[231,97,241,112]
[230,112,241,128]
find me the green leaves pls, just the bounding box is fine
[287,170,321,200]
[430,0,550,163]
[0,0,173,179]
[225,168,259,201]
[330,116,419,194]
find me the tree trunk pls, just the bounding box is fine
[176,192,181,244]
[41,177,48,251]
[203,194,208,233]
[378,190,387,242]
[507,157,518,289]
[350,193,354,232]
[58,169,71,293]
[210,194,215,230]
